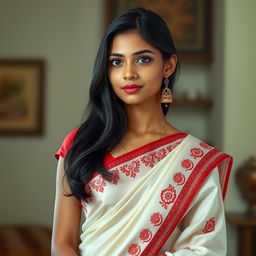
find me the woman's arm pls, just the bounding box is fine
[51,156,82,256]
[162,168,227,256]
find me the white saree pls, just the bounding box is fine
[55,131,232,256]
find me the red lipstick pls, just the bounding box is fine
[121,84,142,94]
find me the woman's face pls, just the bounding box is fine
[107,30,176,106]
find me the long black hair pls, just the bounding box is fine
[64,7,179,201]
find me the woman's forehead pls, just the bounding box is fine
[109,30,159,55]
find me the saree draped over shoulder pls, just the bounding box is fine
[55,131,233,256]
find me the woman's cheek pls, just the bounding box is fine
[112,73,124,93]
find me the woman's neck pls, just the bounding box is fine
[124,101,175,136]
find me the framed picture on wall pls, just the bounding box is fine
[0,59,45,136]
[104,0,212,62]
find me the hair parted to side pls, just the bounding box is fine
[64,7,180,201]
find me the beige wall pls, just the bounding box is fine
[0,0,103,226]
[223,0,256,209]
[223,0,256,255]
[223,0,256,165]
[207,0,225,149]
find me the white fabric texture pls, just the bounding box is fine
[160,168,227,256]
[77,134,231,256]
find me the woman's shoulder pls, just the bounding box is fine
[187,134,232,157]
[65,128,79,140]
[54,128,79,160]
[185,134,217,151]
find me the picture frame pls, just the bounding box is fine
[104,0,212,62]
[0,59,45,136]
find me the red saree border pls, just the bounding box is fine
[140,149,233,256]
[88,132,188,185]
[87,133,187,185]
[105,133,188,169]
[221,156,233,200]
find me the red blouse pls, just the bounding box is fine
[54,128,114,164]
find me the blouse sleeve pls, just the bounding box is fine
[163,167,227,256]
[54,128,79,160]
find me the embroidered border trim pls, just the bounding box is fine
[140,149,232,256]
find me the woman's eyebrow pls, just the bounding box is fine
[109,49,155,57]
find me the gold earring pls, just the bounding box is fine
[161,78,173,107]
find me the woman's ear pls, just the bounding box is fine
[163,54,177,78]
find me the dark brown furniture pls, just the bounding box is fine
[226,212,256,256]
[0,225,51,256]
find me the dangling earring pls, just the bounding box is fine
[161,78,173,107]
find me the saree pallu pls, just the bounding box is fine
[78,134,232,256]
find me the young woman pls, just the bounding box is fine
[52,8,233,256]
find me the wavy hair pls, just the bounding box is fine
[64,7,179,201]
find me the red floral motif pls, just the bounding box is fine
[166,141,181,152]
[120,160,140,178]
[166,144,175,152]
[110,169,120,185]
[150,212,163,226]
[181,159,194,170]
[173,172,186,186]
[199,142,212,150]
[190,148,204,159]
[202,217,215,233]
[128,243,141,256]
[160,254,167,256]
[159,185,176,209]
[184,247,191,250]
[91,176,106,193]
[154,148,167,162]
[141,154,155,168]
[139,228,152,243]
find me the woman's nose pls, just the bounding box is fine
[123,63,138,80]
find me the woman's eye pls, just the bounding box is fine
[137,56,152,64]
[110,59,122,66]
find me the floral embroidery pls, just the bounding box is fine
[184,247,191,250]
[154,148,167,162]
[199,142,212,150]
[150,212,163,226]
[141,154,155,168]
[120,160,140,178]
[166,144,175,152]
[202,217,215,233]
[139,228,152,243]
[90,176,106,193]
[190,148,204,159]
[173,172,186,185]
[128,243,141,256]
[166,141,181,152]
[160,254,167,256]
[181,159,194,170]
[159,185,176,209]
[110,169,120,185]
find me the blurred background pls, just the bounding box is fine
[0,0,255,255]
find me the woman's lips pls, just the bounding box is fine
[121,84,143,94]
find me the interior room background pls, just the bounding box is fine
[0,1,255,256]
